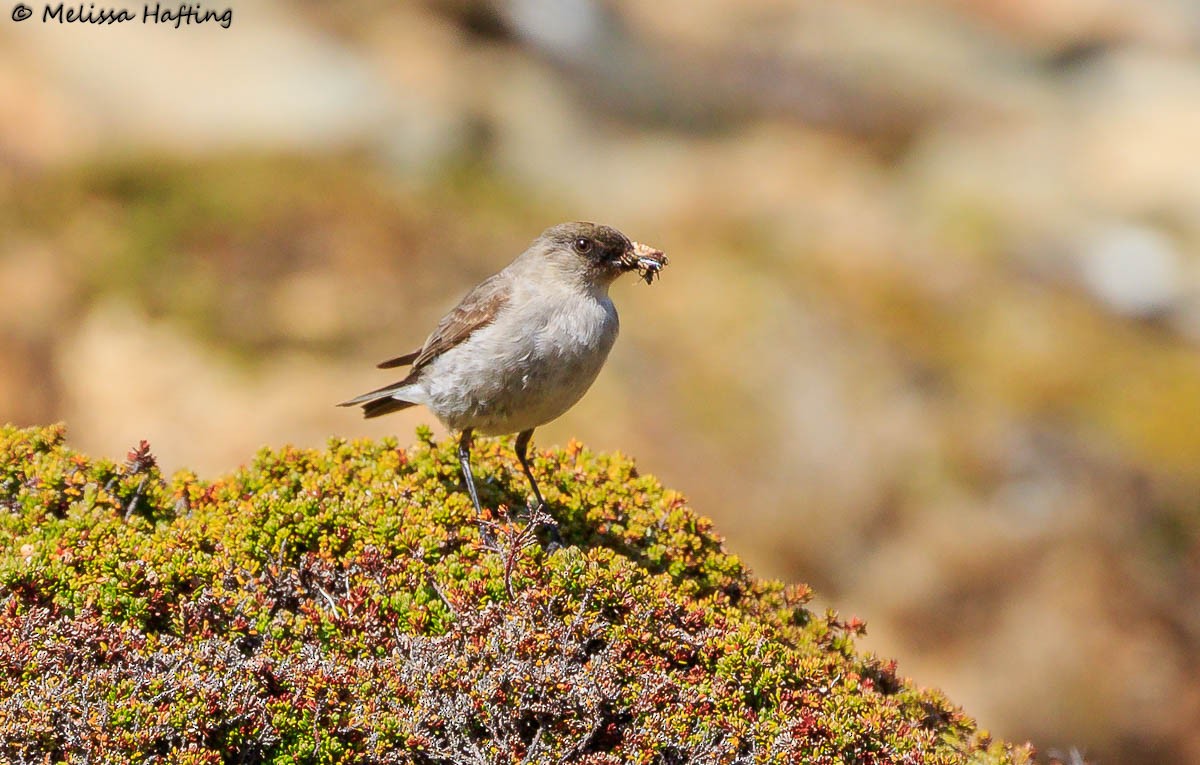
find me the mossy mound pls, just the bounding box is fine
[0,424,1030,764]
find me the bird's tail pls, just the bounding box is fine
[360,397,415,419]
[338,379,418,419]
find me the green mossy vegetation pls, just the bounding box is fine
[0,423,1031,764]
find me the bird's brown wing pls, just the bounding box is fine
[376,351,419,369]
[340,274,510,413]
[394,272,511,373]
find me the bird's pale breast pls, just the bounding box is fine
[418,289,619,434]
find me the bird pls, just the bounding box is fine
[339,221,667,519]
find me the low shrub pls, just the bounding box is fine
[0,424,1031,764]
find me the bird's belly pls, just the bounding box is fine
[483,351,606,433]
[422,303,617,434]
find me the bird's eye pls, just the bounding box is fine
[573,237,592,254]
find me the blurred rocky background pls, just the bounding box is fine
[2,0,1199,761]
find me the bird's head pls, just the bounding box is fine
[534,222,667,288]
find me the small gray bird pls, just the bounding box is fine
[340,221,667,516]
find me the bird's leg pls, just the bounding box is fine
[514,429,545,510]
[457,428,485,516]
[515,429,560,548]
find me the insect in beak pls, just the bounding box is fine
[623,242,668,285]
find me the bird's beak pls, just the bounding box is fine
[620,241,668,285]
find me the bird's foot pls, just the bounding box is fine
[475,515,500,550]
[540,523,563,552]
[525,501,562,550]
